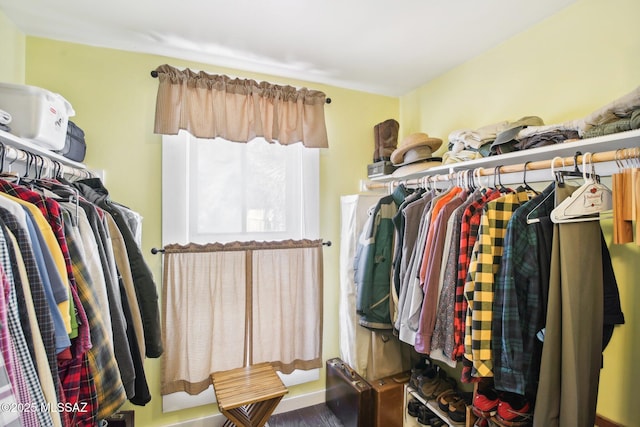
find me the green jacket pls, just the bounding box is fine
[354,185,408,330]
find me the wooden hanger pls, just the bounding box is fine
[612,149,635,244]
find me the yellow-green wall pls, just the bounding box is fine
[0,9,25,83]
[400,0,640,425]
[400,0,640,150]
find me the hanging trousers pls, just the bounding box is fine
[534,184,604,427]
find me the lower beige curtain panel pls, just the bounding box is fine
[161,239,323,396]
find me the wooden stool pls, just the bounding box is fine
[211,362,288,427]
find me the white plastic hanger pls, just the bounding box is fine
[550,152,612,223]
[474,167,489,192]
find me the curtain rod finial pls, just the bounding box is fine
[325,97,331,104]
[151,70,158,78]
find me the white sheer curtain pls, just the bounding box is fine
[161,240,323,396]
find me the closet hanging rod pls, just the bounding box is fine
[149,70,332,104]
[365,146,639,190]
[151,240,332,254]
[0,139,92,180]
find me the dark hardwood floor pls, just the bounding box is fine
[267,404,344,427]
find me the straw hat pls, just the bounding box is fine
[390,132,443,165]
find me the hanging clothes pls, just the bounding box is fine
[341,192,417,381]
[534,184,602,427]
[0,170,158,426]
[339,194,384,375]
[355,184,409,330]
[0,346,21,427]
[73,178,163,358]
[396,189,437,345]
[464,188,532,378]
[391,189,425,325]
[533,183,625,427]
[430,188,484,367]
[492,183,555,399]
[415,187,466,355]
[453,188,503,363]
[355,160,628,425]
[0,243,44,427]
[46,176,154,406]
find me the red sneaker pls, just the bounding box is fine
[495,397,532,426]
[472,388,499,418]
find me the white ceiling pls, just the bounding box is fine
[1,0,577,97]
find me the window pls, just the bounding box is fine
[160,130,321,412]
[162,130,320,245]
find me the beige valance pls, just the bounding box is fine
[153,64,329,148]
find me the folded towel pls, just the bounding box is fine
[570,86,640,135]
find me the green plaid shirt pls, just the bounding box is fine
[492,184,555,395]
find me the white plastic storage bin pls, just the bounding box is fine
[0,82,75,150]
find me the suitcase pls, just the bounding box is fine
[55,120,86,162]
[370,371,410,427]
[325,358,373,427]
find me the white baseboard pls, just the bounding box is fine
[164,389,326,427]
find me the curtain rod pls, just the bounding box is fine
[151,240,332,254]
[365,147,639,190]
[149,70,332,104]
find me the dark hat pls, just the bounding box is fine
[490,116,544,154]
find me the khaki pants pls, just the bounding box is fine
[534,184,604,427]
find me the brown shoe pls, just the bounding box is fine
[417,366,455,400]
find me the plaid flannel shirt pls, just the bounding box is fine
[453,188,502,360]
[492,184,555,395]
[62,209,126,420]
[464,190,530,378]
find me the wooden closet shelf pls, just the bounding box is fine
[368,128,640,183]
